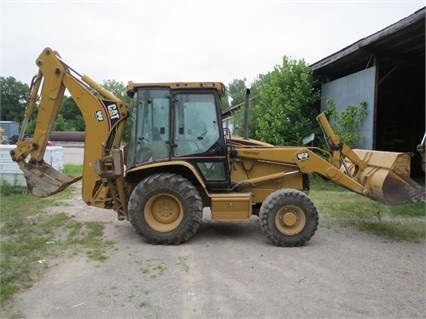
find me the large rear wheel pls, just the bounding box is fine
[128,173,202,245]
[259,189,319,247]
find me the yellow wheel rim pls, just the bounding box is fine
[144,193,183,232]
[275,205,306,236]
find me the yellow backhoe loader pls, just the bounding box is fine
[10,48,425,246]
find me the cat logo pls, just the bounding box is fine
[297,152,309,161]
[107,104,120,120]
[95,110,104,122]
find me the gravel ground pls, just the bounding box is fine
[14,181,426,319]
[12,146,425,318]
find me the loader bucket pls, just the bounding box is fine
[18,160,81,197]
[348,150,425,205]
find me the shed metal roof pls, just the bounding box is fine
[311,7,425,81]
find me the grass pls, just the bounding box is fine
[176,255,190,272]
[309,175,425,242]
[0,164,111,307]
[136,259,166,279]
[63,164,83,177]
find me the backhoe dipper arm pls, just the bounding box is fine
[10,48,128,213]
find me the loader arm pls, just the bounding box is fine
[232,113,425,205]
[316,112,425,204]
[10,48,129,218]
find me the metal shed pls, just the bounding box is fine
[311,7,425,173]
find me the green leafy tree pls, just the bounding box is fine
[53,114,72,131]
[220,89,230,110]
[253,56,320,145]
[26,117,38,135]
[227,78,247,106]
[0,77,29,123]
[102,80,132,106]
[230,74,268,137]
[59,96,84,131]
[324,99,368,147]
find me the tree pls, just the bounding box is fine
[324,99,368,147]
[253,56,320,145]
[102,79,132,106]
[229,74,268,137]
[227,78,247,106]
[59,96,84,131]
[53,114,72,131]
[220,89,230,110]
[0,77,29,123]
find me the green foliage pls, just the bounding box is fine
[253,56,320,145]
[63,164,83,176]
[0,76,29,123]
[220,90,230,110]
[26,116,38,135]
[0,184,28,196]
[325,99,368,147]
[227,78,247,106]
[102,79,132,106]
[228,74,268,137]
[53,114,71,131]
[59,96,84,131]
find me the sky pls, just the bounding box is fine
[0,0,425,87]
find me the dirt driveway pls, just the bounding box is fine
[14,178,425,319]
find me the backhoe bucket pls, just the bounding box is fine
[18,160,81,197]
[349,150,425,205]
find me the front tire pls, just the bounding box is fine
[259,189,319,247]
[128,173,202,245]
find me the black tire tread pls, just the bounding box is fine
[128,173,202,245]
[259,189,319,247]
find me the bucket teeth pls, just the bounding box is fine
[379,172,425,205]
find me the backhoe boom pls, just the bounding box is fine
[10,48,129,217]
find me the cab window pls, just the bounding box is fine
[174,93,219,157]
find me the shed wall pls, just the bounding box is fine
[320,66,376,149]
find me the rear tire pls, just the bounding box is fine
[128,173,202,245]
[259,189,319,247]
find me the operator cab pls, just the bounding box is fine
[126,82,229,188]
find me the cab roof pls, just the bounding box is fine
[127,82,226,98]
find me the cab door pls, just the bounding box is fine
[171,91,229,187]
[126,88,170,167]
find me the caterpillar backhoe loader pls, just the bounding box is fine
[10,48,425,246]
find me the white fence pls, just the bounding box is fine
[0,145,64,186]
